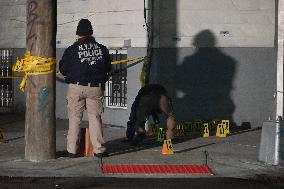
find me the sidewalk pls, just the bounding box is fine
[0,114,283,179]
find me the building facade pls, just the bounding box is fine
[0,0,276,127]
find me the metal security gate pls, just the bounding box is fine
[105,49,127,108]
[0,49,13,109]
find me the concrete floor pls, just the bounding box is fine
[0,114,284,188]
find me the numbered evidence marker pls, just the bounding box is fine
[184,122,193,136]
[194,120,203,134]
[202,123,210,137]
[157,128,165,142]
[209,119,218,135]
[175,123,185,137]
[0,128,4,143]
[216,123,226,138]
[162,139,174,155]
[222,120,230,135]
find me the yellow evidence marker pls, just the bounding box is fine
[222,120,230,135]
[216,123,226,138]
[162,139,174,155]
[157,128,165,142]
[202,123,210,137]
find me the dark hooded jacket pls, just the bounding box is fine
[59,36,111,83]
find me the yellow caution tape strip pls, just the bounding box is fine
[12,51,56,92]
[0,76,23,79]
[57,56,145,76]
[111,57,144,65]
[140,57,149,87]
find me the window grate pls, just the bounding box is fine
[0,49,13,108]
[105,50,127,108]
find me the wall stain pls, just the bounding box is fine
[27,0,38,52]
[38,86,49,110]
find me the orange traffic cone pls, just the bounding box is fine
[84,128,94,157]
[78,128,94,157]
[162,139,174,155]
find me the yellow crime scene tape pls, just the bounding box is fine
[0,76,24,79]
[111,57,144,65]
[140,57,149,87]
[0,52,145,92]
[11,51,56,92]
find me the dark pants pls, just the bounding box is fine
[126,96,140,140]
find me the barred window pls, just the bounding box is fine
[0,49,13,108]
[105,49,127,109]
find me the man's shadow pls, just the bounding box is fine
[174,29,236,124]
[104,135,214,157]
[56,135,200,158]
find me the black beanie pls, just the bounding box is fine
[76,19,93,36]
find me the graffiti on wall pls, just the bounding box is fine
[27,0,38,52]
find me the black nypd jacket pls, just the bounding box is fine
[59,36,111,83]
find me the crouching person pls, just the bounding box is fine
[126,84,176,146]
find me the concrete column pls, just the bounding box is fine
[275,0,284,165]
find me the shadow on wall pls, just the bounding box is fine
[174,30,237,124]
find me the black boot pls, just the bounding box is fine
[131,132,146,146]
[126,121,135,141]
[67,152,77,158]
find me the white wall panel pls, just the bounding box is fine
[154,0,275,47]
[0,0,276,48]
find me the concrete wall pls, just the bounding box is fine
[147,0,276,127]
[56,0,147,48]
[12,48,26,113]
[0,0,147,48]
[0,0,26,48]
[1,0,274,48]
[0,0,277,128]
[150,47,276,127]
[126,48,147,120]
[152,0,275,48]
[0,0,147,126]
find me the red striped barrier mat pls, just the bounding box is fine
[102,164,212,174]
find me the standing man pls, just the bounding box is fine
[126,84,176,146]
[59,19,111,158]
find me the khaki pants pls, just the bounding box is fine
[66,84,106,154]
